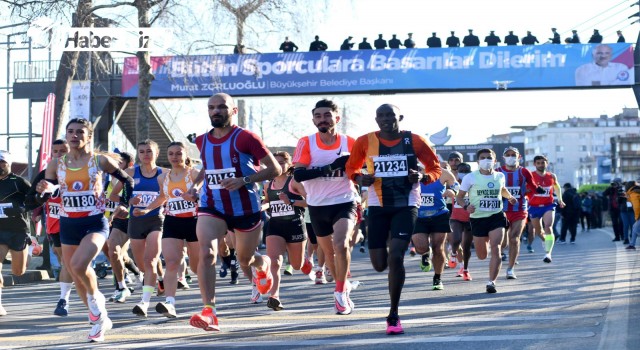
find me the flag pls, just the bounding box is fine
[39,93,55,171]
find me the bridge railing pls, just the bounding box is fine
[13,59,124,82]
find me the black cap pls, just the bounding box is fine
[563,183,572,189]
[457,162,472,173]
[448,151,463,160]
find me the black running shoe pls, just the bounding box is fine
[486,282,497,293]
[267,297,284,311]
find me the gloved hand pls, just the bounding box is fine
[329,155,350,172]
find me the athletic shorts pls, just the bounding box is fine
[308,202,357,238]
[528,204,555,219]
[267,217,307,243]
[59,215,110,246]
[198,207,262,232]
[305,222,317,245]
[0,230,30,251]
[128,215,164,240]
[505,211,528,224]
[163,215,198,242]
[110,218,129,235]
[469,212,508,237]
[449,219,471,235]
[47,233,61,248]
[413,212,452,235]
[367,206,418,249]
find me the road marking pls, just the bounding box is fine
[0,335,68,341]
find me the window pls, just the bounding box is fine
[557,158,564,164]
[556,145,563,152]
[579,145,587,152]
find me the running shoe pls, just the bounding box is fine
[114,288,132,303]
[624,239,630,245]
[283,264,293,275]
[267,296,284,311]
[409,247,416,257]
[88,295,107,325]
[359,246,365,253]
[456,266,464,277]
[254,256,273,294]
[230,270,239,285]
[506,268,517,280]
[54,299,68,317]
[156,301,177,318]
[334,291,352,315]
[177,278,190,290]
[543,254,552,263]
[462,270,473,281]
[185,274,192,283]
[557,240,566,245]
[501,253,507,262]
[189,307,219,332]
[626,245,636,250]
[0,304,6,316]
[420,254,432,272]
[527,245,534,253]
[315,268,327,285]
[219,262,228,278]
[301,258,313,276]
[156,280,165,296]
[386,315,404,335]
[250,284,264,304]
[132,302,148,317]
[325,267,334,283]
[432,278,444,290]
[570,240,576,244]
[108,289,119,302]
[87,316,112,342]
[345,281,355,309]
[486,281,497,293]
[124,273,134,285]
[448,255,457,269]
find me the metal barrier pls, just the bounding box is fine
[13,59,124,82]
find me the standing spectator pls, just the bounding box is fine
[279,37,298,52]
[570,30,580,43]
[603,179,625,241]
[588,29,603,44]
[504,31,519,46]
[592,193,603,228]
[625,180,640,250]
[309,35,328,51]
[388,34,402,49]
[446,31,460,47]
[484,31,501,46]
[462,29,480,46]
[374,34,387,50]
[340,36,354,50]
[427,32,442,48]
[233,44,245,54]
[404,33,416,48]
[521,31,539,45]
[616,30,625,43]
[580,192,592,232]
[620,184,635,244]
[550,28,561,44]
[559,183,581,244]
[358,37,372,50]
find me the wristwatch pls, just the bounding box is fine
[242,176,251,184]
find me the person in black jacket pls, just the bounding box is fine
[374,34,387,50]
[559,183,581,243]
[446,31,460,47]
[309,35,328,51]
[504,31,519,45]
[603,179,625,241]
[427,32,441,48]
[462,29,480,46]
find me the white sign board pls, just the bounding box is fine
[70,80,91,120]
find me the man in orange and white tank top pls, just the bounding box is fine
[527,155,565,264]
[292,99,359,316]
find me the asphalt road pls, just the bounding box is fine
[0,226,638,349]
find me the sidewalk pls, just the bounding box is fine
[1,255,52,286]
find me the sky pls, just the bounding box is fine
[0,0,639,162]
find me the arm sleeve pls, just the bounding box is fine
[413,134,442,184]
[109,168,134,205]
[293,167,327,182]
[345,136,368,181]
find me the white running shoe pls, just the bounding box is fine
[325,268,334,283]
[114,288,132,303]
[250,284,263,304]
[132,302,149,317]
[88,316,112,342]
[333,291,352,315]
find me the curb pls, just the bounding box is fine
[2,270,51,286]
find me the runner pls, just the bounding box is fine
[36,118,134,342]
[112,140,167,317]
[456,148,517,293]
[0,150,33,317]
[412,167,458,291]
[27,139,71,315]
[133,141,200,318]
[263,151,312,311]
[345,103,441,334]
[449,162,473,281]
[184,93,281,331]
[293,99,359,316]
[528,155,565,263]
[496,146,544,278]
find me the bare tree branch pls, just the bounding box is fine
[80,1,135,23]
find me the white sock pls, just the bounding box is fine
[166,296,175,305]
[141,285,154,303]
[87,293,101,314]
[60,282,73,301]
[118,281,127,290]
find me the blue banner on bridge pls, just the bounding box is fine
[121,43,635,98]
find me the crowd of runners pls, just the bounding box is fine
[1,92,639,342]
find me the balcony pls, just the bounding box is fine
[13,59,124,82]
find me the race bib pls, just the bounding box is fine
[0,202,13,218]
[104,200,118,213]
[166,197,196,215]
[62,191,97,212]
[420,193,435,207]
[132,191,159,208]
[507,187,521,199]
[270,200,295,217]
[478,198,501,211]
[48,203,60,219]
[534,186,551,197]
[372,155,408,177]
[206,168,236,189]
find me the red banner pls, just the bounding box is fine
[39,93,55,171]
